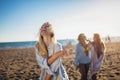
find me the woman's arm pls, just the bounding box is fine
[35,48,66,68]
[74,44,80,67]
[44,50,67,80]
[45,49,67,80]
[47,50,66,65]
[45,74,53,80]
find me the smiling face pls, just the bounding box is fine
[40,22,53,37]
[78,33,86,43]
[93,33,101,43]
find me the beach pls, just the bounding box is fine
[0,42,120,80]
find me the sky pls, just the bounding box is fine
[0,0,120,42]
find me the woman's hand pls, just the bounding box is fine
[47,49,69,65]
[59,49,69,57]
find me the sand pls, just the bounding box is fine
[0,42,120,80]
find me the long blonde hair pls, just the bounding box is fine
[36,22,55,58]
[93,33,105,58]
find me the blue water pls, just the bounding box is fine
[0,37,120,49]
[0,39,77,49]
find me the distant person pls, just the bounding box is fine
[35,22,69,80]
[107,35,111,42]
[105,35,111,43]
[74,33,91,80]
[88,33,105,80]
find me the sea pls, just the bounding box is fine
[0,39,77,50]
[0,37,120,50]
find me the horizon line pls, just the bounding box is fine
[0,36,120,43]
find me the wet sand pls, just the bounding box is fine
[0,42,120,80]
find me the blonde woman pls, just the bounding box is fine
[74,33,91,80]
[88,33,105,80]
[35,22,69,80]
